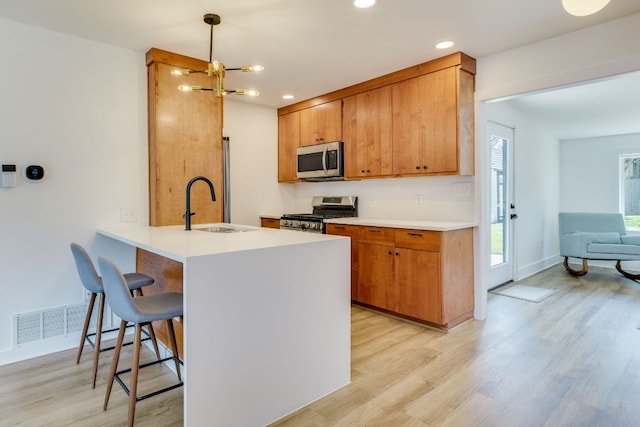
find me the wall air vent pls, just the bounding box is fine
[13,303,94,347]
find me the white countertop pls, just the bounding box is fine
[98,223,345,262]
[324,217,477,231]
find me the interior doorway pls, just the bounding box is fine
[487,121,516,289]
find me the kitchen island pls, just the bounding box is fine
[97,223,351,427]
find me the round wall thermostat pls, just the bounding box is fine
[25,165,45,181]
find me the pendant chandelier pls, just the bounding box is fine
[173,13,263,97]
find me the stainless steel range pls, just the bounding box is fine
[280,196,358,233]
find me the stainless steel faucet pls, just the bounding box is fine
[184,176,216,230]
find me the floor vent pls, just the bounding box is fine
[13,303,91,346]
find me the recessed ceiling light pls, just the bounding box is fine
[283,95,294,100]
[562,0,610,16]
[436,41,455,49]
[354,0,376,8]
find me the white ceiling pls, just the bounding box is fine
[1,0,640,139]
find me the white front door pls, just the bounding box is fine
[487,121,516,289]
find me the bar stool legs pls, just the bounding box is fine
[104,319,183,427]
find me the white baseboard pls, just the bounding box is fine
[515,255,562,281]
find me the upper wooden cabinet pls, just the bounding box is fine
[277,52,476,180]
[343,86,393,178]
[278,111,300,182]
[299,100,342,146]
[392,68,457,175]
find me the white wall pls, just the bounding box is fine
[222,99,294,225]
[0,18,148,364]
[560,133,640,212]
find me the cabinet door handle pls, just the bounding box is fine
[423,165,428,170]
[408,232,422,237]
[367,229,380,233]
[335,226,345,230]
[395,252,399,256]
[388,251,393,255]
[415,166,420,170]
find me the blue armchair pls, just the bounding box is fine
[559,212,640,279]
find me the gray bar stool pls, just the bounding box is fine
[70,243,160,388]
[98,256,183,427]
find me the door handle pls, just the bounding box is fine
[510,214,518,219]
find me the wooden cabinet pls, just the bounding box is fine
[345,224,474,330]
[392,68,458,175]
[357,226,395,310]
[299,100,342,147]
[358,241,396,311]
[278,111,300,182]
[343,86,393,178]
[277,52,475,181]
[260,217,281,229]
[395,248,441,322]
[326,223,360,300]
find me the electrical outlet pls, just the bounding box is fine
[416,195,424,206]
[120,207,138,223]
[369,197,377,207]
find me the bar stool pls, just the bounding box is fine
[70,243,160,388]
[98,256,183,427]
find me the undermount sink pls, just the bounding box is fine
[195,225,256,233]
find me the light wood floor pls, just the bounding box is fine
[2,264,640,426]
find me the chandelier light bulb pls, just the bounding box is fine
[562,0,611,16]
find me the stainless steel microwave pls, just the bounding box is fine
[296,141,344,180]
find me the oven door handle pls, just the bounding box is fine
[322,146,328,175]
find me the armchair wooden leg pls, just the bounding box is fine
[563,257,588,276]
[615,260,640,280]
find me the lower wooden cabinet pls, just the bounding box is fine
[395,248,441,323]
[260,217,281,229]
[328,223,474,330]
[358,242,396,311]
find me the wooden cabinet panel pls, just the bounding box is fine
[326,223,360,299]
[343,87,393,178]
[392,67,458,176]
[147,49,223,226]
[260,217,281,229]
[359,226,395,245]
[299,100,342,146]
[358,242,396,311]
[278,111,300,182]
[395,229,441,252]
[136,248,184,358]
[395,248,441,323]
